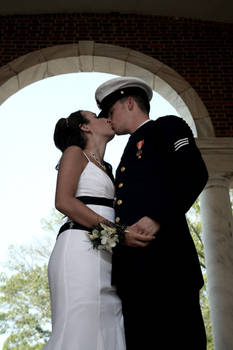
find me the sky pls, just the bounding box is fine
[0,72,179,347]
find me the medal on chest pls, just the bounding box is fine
[136,140,144,159]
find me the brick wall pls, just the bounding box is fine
[0,13,232,136]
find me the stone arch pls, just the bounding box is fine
[0,41,215,137]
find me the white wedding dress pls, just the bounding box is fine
[43,155,126,350]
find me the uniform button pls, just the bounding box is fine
[118,183,124,188]
[115,217,120,223]
[117,199,123,205]
[121,166,126,172]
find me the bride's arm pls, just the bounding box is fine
[55,145,105,227]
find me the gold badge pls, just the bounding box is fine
[136,140,144,159]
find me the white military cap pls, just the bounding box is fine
[95,76,153,118]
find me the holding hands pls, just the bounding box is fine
[124,216,160,247]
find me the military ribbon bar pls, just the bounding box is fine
[136,140,144,159]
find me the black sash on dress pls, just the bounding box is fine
[57,196,114,239]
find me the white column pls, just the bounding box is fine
[200,175,233,350]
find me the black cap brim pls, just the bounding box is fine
[97,110,109,118]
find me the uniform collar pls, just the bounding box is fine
[135,119,151,131]
[131,119,153,139]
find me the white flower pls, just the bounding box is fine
[86,233,95,240]
[100,223,117,234]
[101,236,108,245]
[109,239,117,248]
[87,222,124,253]
[92,229,99,238]
[101,229,108,237]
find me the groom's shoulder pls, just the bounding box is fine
[145,115,179,133]
[153,115,182,127]
[151,115,192,135]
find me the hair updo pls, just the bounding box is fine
[53,110,89,152]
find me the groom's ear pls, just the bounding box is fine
[127,96,134,111]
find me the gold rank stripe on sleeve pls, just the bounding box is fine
[174,138,189,151]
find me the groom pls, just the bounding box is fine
[95,76,208,349]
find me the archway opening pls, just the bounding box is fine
[0,71,180,262]
[0,41,215,346]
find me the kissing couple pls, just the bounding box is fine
[43,76,208,350]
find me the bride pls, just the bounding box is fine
[43,110,126,350]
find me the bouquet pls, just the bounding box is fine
[87,222,126,253]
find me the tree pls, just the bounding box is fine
[186,199,214,350]
[0,209,63,349]
[0,245,51,349]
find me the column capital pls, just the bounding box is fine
[204,174,232,190]
[196,137,233,184]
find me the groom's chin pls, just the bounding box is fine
[116,131,128,135]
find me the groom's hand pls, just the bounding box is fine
[124,228,154,247]
[130,216,160,238]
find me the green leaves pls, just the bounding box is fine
[0,210,61,349]
[187,198,213,350]
[0,252,51,348]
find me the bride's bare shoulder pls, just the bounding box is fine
[63,146,85,157]
[61,146,87,168]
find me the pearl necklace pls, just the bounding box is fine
[89,151,106,171]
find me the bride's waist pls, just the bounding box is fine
[75,196,114,207]
[66,196,115,223]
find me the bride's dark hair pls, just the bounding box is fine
[54,110,89,152]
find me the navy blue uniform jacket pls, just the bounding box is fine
[112,116,208,293]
